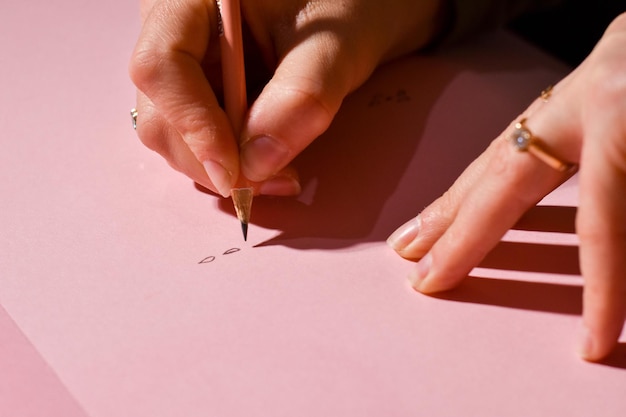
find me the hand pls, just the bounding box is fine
[387,13,626,361]
[129,0,447,197]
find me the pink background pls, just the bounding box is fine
[1,1,625,416]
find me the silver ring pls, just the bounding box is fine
[130,108,138,130]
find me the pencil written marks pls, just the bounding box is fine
[368,89,411,107]
[198,248,241,264]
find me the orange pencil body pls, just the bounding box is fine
[217,0,253,241]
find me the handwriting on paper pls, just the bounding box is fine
[198,248,241,264]
[368,89,411,107]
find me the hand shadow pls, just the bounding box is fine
[215,32,570,250]
[432,204,626,369]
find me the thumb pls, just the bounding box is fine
[240,33,378,182]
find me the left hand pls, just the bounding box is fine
[387,12,626,361]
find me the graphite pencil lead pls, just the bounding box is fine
[241,221,248,241]
[231,187,253,241]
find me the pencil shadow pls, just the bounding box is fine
[215,32,569,250]
[222,52,460,249]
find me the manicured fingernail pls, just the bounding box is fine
[577,324,594,360]
[409,252,431,289]
[241,135,290,182]
[202,160,232,198]
[259,176,301,196]
[387,215,421,251]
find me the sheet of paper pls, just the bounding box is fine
[1,1,624,416]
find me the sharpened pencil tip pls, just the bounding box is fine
[241,222,248,241]
[231,187,253,242]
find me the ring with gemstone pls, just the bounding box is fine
[540,85,553,102]
[508,118,576,173]
[130,108,138,130]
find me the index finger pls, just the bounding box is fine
[129,0,239,197]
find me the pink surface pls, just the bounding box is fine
[1,1,625,416]
[0,305,88,417]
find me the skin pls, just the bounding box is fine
[129,1,626,361]
[388,13,626,361]
[129,0,446,197]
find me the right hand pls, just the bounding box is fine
[129,0,448,197]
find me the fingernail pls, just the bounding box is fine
[408,252,431,289]
[259,176,301,196]
[202,160,233,198]
[387,215,421,251]
[241,135,290,182]
[577,324,594,360]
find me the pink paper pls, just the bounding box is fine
[0,305,88,417]
[1,1,624,416]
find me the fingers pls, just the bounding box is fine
[139,0,159,22]
[578,136,626,361]
[240,27,376,182]
[236,0,448,182]
[387,81,582,289]
[576,62,626,361]
[130,0,238,197]
[135,92,213,187]
[131,0,445,192]
[387,149,493,261]
[135,92,302,196]
[387,14,626,360]
[414,131,571,293]
[388,82,578,263]
[239,0,441,182]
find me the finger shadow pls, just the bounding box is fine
[215,32,569,250]
[432,276,582,315]
[432,278,626,369]
[432,203,582,319]
[513,205,577,233]
[479,241,580,275]
[431,204,626,369]
[224,53,461,249]
[597,343,626,369]
[479,204,580,274]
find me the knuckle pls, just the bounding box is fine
[266,73,337,135]
[588,63,626,105]
[128,44,166,92]
[577,220,626,250]
[489,137,521,181]
[586,37,626,104]
[135,108,169,153]
[605,12,626,33]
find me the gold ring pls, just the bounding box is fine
[130,108,138,130]
[509,118,576,173]
[540,85,553,102]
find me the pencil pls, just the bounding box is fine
[216,0,253,241]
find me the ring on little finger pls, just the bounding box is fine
[130,108,138,130]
